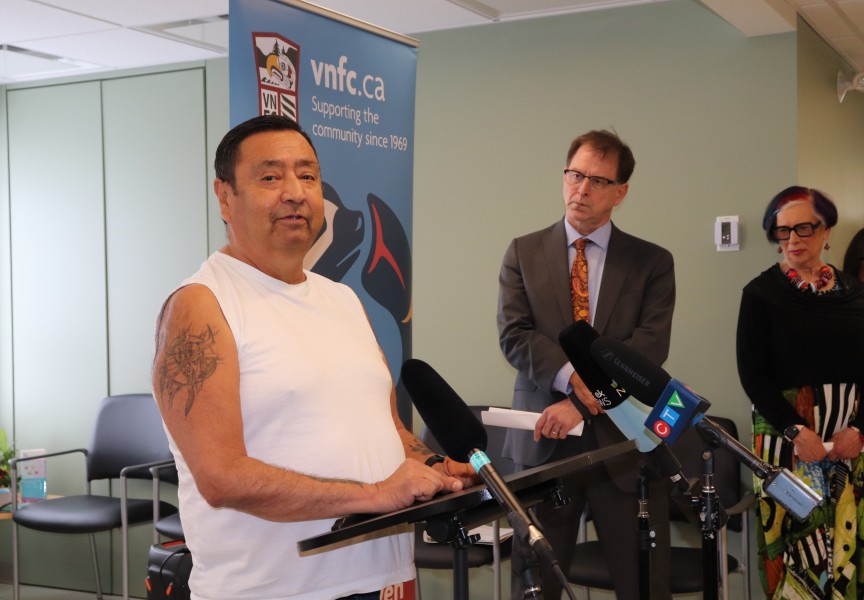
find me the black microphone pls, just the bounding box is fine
[558,322,631,409]
[401,358,487,459]
[589,336,820,520]
[590,335,710,445]
[400,359,561,570]
[559,321,690,492]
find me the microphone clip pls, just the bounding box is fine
[547,484,572,509]
[424,512,481,548]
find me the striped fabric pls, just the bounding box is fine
[752,382,863,599]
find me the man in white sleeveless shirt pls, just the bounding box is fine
[152,116,475,600]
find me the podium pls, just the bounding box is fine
[299,440,637,599]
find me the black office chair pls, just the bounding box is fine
[414,404,517,600]
[567,415,753,599]
[150,461,184,542]
[10,393,178,600]
[154,508,184,542]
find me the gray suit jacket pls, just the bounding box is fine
[498,219,675,490]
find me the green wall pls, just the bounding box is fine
[412,0,796,451]
[797,17,864,247]
[408,1,858,596]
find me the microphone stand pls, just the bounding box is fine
[689,416,821,599]
[636,465,651,600]
[426,485,578,600]
[671,443,727,600]
[697,449,723,600]
[510,500,578,600]
[694,417,820,521]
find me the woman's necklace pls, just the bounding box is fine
[784,264,834,293]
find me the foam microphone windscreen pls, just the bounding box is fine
[590,336,671,407]
[558,321,631,410]
[401,358,488,459]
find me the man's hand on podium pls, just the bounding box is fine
[374,458,467,510]
[440,457,481,489]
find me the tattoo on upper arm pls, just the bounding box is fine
[158,325,220,416]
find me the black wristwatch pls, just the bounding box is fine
[783,425,801,442]
[424,454,446,467]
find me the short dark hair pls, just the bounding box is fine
[843,227,864,280]
[566,130,635,184]
[762,186,839,243]
[214,115,317,188]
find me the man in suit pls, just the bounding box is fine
[498,129,675,600]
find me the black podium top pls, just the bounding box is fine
[298,439,637,552]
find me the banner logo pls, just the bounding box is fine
[252,33,300,120]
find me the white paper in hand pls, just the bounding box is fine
[481,407,584,436]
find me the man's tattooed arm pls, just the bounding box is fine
[406,436,435,460]
[157,325,221,416]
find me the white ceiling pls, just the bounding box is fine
[1,0,863,85]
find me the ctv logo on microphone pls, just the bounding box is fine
[644,380,709,445]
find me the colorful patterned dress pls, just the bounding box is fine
[737,265,864,599]
[752,384,863,598]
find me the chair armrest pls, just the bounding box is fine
[725,490,755,516]
[117,458,178,530]
[9,448,88,510]
[148,459,177,480]
[148,460,177,526]
[9,448,87,468]
[120,458,176,480]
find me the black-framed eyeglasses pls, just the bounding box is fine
[563,169,618,190]
[771,221,822,240]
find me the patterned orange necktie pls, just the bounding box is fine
[571,238,590,323]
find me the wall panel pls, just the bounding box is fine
[102,69,209,394]
[8,82,109,457]
[7,81,109,588]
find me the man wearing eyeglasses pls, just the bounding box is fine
[498,129,675,600]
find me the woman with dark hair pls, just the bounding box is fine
[843,227,864,282]
[737,186,864,599]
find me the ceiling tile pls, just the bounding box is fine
[799,3,857,37]
[788,0,826,7]
[837,0,864,33]
[36,0,229,27]
[1,0,864,82]
[0,0,115,43]
[831,34,864,66]
[300,0,488,34]
[16,28,224,69]
[489,0,666,18]
[694,0,796,35]
[0,45,97,83]
[160,19,228,50]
